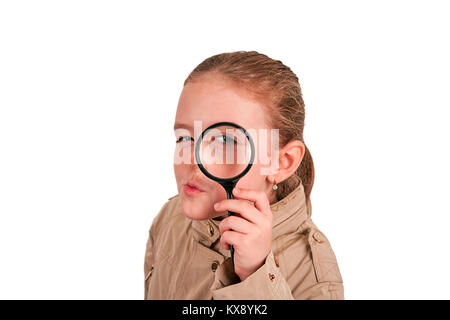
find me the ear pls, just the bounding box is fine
[273,140,305,183]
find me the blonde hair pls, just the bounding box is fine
[184,51,315,216]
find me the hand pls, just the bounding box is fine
[214,187,273,281]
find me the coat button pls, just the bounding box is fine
[211,260,219,272]
[313,231,325,243]
[208,224,214,237]
[268,273,275,281]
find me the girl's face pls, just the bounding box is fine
[173,73,278,221]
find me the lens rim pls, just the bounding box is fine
[195,121,255,183]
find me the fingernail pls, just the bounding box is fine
[214,203,219,210]
[234,188,239,194]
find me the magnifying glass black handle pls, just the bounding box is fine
[227,209,237,267]
[225,189,237,267]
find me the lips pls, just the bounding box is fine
[185,180,204,192]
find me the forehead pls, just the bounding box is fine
[174,76,269,133]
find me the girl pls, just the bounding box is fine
[144,51,344,299]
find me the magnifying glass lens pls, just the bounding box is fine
[199,125,252,180]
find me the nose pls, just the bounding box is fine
[190,143,197,166]
[177,142,201,172]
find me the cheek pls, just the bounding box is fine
[235,164,266,191]
[212,183,228,201]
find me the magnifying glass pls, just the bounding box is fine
[195,122,255,266]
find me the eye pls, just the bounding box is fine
[215,135,236,144]
[175,136,194,144]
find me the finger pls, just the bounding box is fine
[214,199,265,226]
[232,187,272,219]
[219,215,255,235]
[220,230,245,251]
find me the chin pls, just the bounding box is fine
[180,197,212,220]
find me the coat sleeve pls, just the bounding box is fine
[144,198,172,299]
[144,222,156,299]
[290,227,345,300]
[211,249,294,300]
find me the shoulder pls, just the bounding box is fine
[275,218,344,299]
[147,194,194,261]
[148,194,192,250]
[303,220,343,284]
[149,193,183,235]
[275,218,343,295]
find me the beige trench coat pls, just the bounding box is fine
[144,183,344,299]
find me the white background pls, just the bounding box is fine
[0,1,449,299]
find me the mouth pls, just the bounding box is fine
[183,180,204,195]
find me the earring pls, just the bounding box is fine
[272,178,278,191]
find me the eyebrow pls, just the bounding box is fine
[173,122,193,131]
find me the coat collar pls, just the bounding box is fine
[190,183,309,247]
